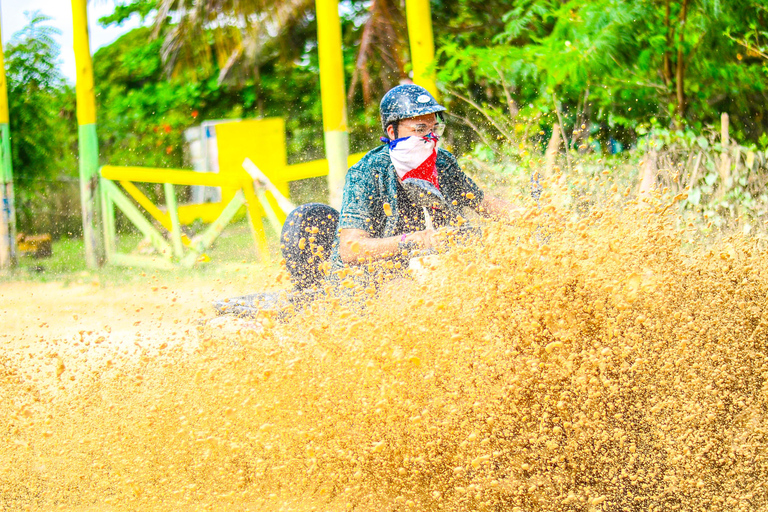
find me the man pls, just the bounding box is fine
[280,84,515,289]
[331,84,514,265]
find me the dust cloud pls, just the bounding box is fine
[2,191,768,511]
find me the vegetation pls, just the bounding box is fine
[435,0,768,144]
[3,0,768,245]
[5,12,79,236]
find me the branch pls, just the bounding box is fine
[445,112,500,156]
[570,86,590,146]
[447,90,514,141]
[663,0,673,87]
[493,64,518,120]
[608,55,668,91]
[552,93,572,173]
[726,34,768,60]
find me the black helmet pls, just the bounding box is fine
[380,84,446,133]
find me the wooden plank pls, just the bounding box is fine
[100,178,117,259]
[256,188,283,234]
[242,158,295,213]
[101,179,173,258]
[120,180,194,248]
[181,191,247,267]
[266,191,288,224]
[242,184,271,262]
[177,202,226,225]
[280,152,366,182]
[102,166,249,187]
[120,180,170,228]
[164,182,184,258]
[216,118,288,194]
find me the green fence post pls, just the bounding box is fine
[0,6,17,269]
[72,0,104,268]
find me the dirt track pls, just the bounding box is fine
[3,207,768,510]
[0,267,276,388]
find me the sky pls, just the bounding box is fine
[1,0,142,83]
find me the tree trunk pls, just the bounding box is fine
[674,0,689,127]
[254,65,264,117]
[663,0,673,87]
[718,112,731,198]
[544,123,561,178]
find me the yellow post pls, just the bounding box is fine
[0,5,16,268]
[405,0,438,98]
[72,0,103,268]
[315,0,349,209]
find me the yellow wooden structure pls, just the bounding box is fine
[315,0,349,209]
[99,118,365,268]
[406,0,438,98]
[175,117,365,226]
[0,5,17,269]
[100,165,272,268]
[72,0,103,268]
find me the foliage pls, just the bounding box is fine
[4,12,80,236]
[97,0,157,25]
[724,3,768,67]
[95,26,228,169]
[461,120,768,245]
[92,25,342,169]
[641,126,768,234]
[94,3,385,166]
[7,0,768,244]
[435,0,768,147]
[5,12,76,178]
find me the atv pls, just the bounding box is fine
[213,178,474,319]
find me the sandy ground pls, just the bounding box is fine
[0,267,279,389]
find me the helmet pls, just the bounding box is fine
[380,84,445,133]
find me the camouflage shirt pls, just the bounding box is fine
[330,144,485,269]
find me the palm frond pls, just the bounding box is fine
[347,0,408,105]
[153,0,313,82]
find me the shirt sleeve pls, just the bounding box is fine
[438,150,485,210]
[337,160,377,232]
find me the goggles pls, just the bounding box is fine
[409,122,446,138]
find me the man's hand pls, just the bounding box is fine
[403,228,439,250]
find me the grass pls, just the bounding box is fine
[2,218,282,286]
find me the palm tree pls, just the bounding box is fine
[346,0,408,105]
[151,0,408,107]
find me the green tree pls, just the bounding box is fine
[99,0,412,110]
[436,0,768,145]
[5,12,80,235]
[92,24,333,168]
[95,2,390,164]
[6,12,76,181]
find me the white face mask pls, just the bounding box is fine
[385,134,440,189]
